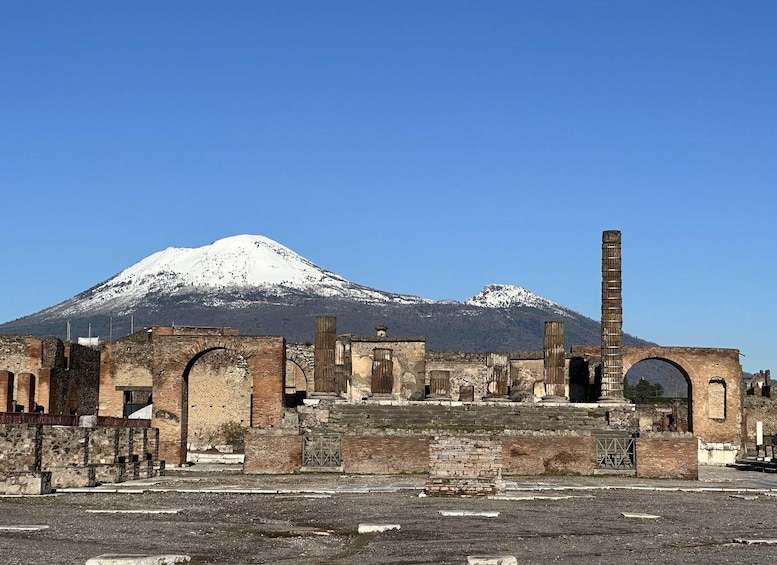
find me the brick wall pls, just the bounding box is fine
[243,430,302,474]
[502,434,597,475]
[635,434,698,479]
[426,435,503,496]
[342,435,429,474]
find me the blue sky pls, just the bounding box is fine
[2,2,775,373]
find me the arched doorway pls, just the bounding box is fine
[183,347,252,460]
[624,358,692,433]
[285,357,309,406]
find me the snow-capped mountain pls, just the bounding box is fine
[41,235,431,318]
[465,284,572,317]
[1,234,647,354]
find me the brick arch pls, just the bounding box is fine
[621,346,741,445]
[285,350,313,396]
[623,355,693,433]
[150,332,285,465]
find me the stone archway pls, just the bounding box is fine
[184,347,252,456]
[571,345,742,447]
[150,330,286,466]
[624,358,692,433]
[621,347,741,445]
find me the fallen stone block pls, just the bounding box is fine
[84,554,191,565]
[467,556,518,565]
[358,523,401,534]
[439,510,499,517]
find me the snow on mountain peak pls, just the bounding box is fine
[54,235,429,317]
[465,284,571,317]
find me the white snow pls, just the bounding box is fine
[33,235,570,319]
[46,235,431,316]
[465,284,572,317]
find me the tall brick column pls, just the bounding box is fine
[600,230,627,402]
[314,316,337,394]
[542,321,567,402]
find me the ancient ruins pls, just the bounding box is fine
[0,230,747,494]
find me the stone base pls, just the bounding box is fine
[1,472,53,495]
[541,395,569,403]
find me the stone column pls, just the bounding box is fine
[542,321,568,402]
[313,316,337,394]
[600,230,627,402]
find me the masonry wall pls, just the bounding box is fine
[99,331,155,417]
[502,434,597,475]
[0,423,161,488]
[243,430,302,474]
[349,339,425,401]
[635,434,698,479]
[341,435,429,474]
[187,349,251,452]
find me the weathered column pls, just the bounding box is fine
[542,321,568,402]
[600,230,627,402]
[486,353,509,399]
[313,316,337,394]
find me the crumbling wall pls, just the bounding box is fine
[187,348,251,452]
[99,331,154,417]
[349,338,425,400]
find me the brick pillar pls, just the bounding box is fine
[600,230,627,402]
[0,371,14,412]
[543,321,568,401]
[16,373,36,412]
[314,316,336,394]
[250,337,286,428]
[36,368,55,413]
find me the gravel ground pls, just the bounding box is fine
[1,466,777,564]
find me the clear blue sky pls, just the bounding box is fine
[2,2,774,373]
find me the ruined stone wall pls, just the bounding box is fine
[509,358,545,401]
[286,343,314,396]
[0,336,42,377]
[349,339,425,401]
[743,396,777,447]
[99,331,155,417]
[0,423,161,488]
[67,343,100,416]
[425,351,547,401]
[0,424,39,473]
[187,349,251,452]
[426,351,488,400]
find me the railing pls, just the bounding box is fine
[0,412,150,428]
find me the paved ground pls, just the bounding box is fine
[2,466,777,564]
